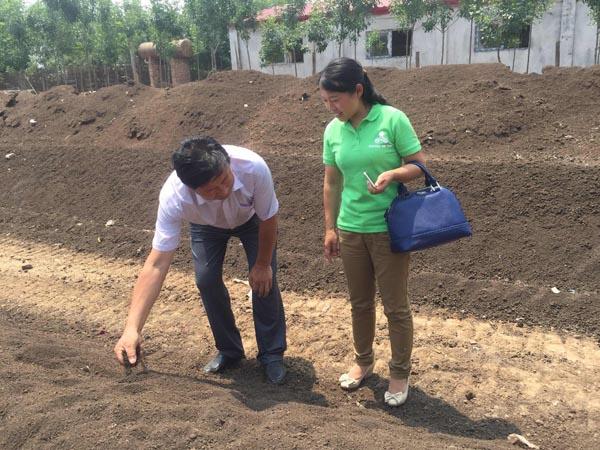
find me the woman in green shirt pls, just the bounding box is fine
[321,57,426,406]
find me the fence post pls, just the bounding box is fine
[415,51,421,68]
[555,41,560,67]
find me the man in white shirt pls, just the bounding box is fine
[114,136,287,384]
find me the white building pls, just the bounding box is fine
[228,0,599,76]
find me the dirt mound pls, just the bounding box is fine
[1,64,599,340]
[0,71,302,151]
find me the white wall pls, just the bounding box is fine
[229,0,599,77]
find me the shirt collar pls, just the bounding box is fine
[343,103,382,129]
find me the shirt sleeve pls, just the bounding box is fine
[252,159,279,221]
[393,111,422,158]
[152,199,183,252]
[322,125,336,166]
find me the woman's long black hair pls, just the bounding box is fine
[319,57,389,106]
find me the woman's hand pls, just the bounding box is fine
[324,229,340,262]
[369,171,395,195]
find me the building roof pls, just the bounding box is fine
[256,1,460,22]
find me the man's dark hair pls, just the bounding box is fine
[171,136,230,189]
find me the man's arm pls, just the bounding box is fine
[249,214,277,297]
[114,248,175,365]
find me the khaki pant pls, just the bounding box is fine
[339,230,413,379]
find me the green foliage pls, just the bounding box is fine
[322,0,378,52]
[421,0,454,33]
[581,0,600,25]
[259,17,284,67]
[0,0,30,72]
[390,0,425,29]
[463,0,553,50]
[280,0,307,63]
[231,0,257,43]
[304,6,333,54]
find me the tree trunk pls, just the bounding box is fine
[159,56,163,87]
[292,50,298,78]
[87,65,93,91]
[595,26,599,65]
[271,63,275,75]
[312,43,316,75]
[512,47,516,72]
[469,20,473,64]
[211,48,217,71]
[129,47,140,83]
[526,24,533,74]
[405,29,409,69]
[354,42,357,60]
[409,25,415,68]
[338,42,342,57]
[92,65,98,90]
[441,28,445,65]
[245,40,252,70]
[236,31,243,70]
[497,47,501,64]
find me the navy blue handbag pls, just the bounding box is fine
[384,161,472,253]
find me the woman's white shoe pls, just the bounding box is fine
[384,385,409,407]
[338,363,374,390]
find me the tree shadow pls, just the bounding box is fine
[360,374,521,441]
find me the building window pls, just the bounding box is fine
[366,29,412,59]
[474,24,530,52]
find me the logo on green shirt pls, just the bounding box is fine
[370,131,392,148]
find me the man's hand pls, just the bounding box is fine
[369,170,394,195]
[324,229,340,262]
[249,263,273,297]
[114,328,142,366]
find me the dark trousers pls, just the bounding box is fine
[190,215,286,365]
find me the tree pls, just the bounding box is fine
[323,0,378,58]
[185,0,233,71]
[468,0,552,70]
[122,0,150,83]
[458,0,477,64]
[304,5,333,75]
[391,0,425,68]
[0,0,30,73]
[582,0,600,65]
[26,0,77,85]
[149,0,184,84]
[421,0,455,65]
[259,17,284,74]
[280,0,306,76]
[231,0,257,70]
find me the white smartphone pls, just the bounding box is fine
[363,171,375,188]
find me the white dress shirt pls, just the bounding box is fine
[152,145,279,252]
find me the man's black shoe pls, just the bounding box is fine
[203,352,243,374]
[264,360,286,384]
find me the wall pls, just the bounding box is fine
[229,0,599,77]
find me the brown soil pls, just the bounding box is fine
[1,63,600,448]
[1,238,598,449]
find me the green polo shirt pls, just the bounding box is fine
[323,103,422,233]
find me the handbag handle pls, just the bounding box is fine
[397,161,440,195]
